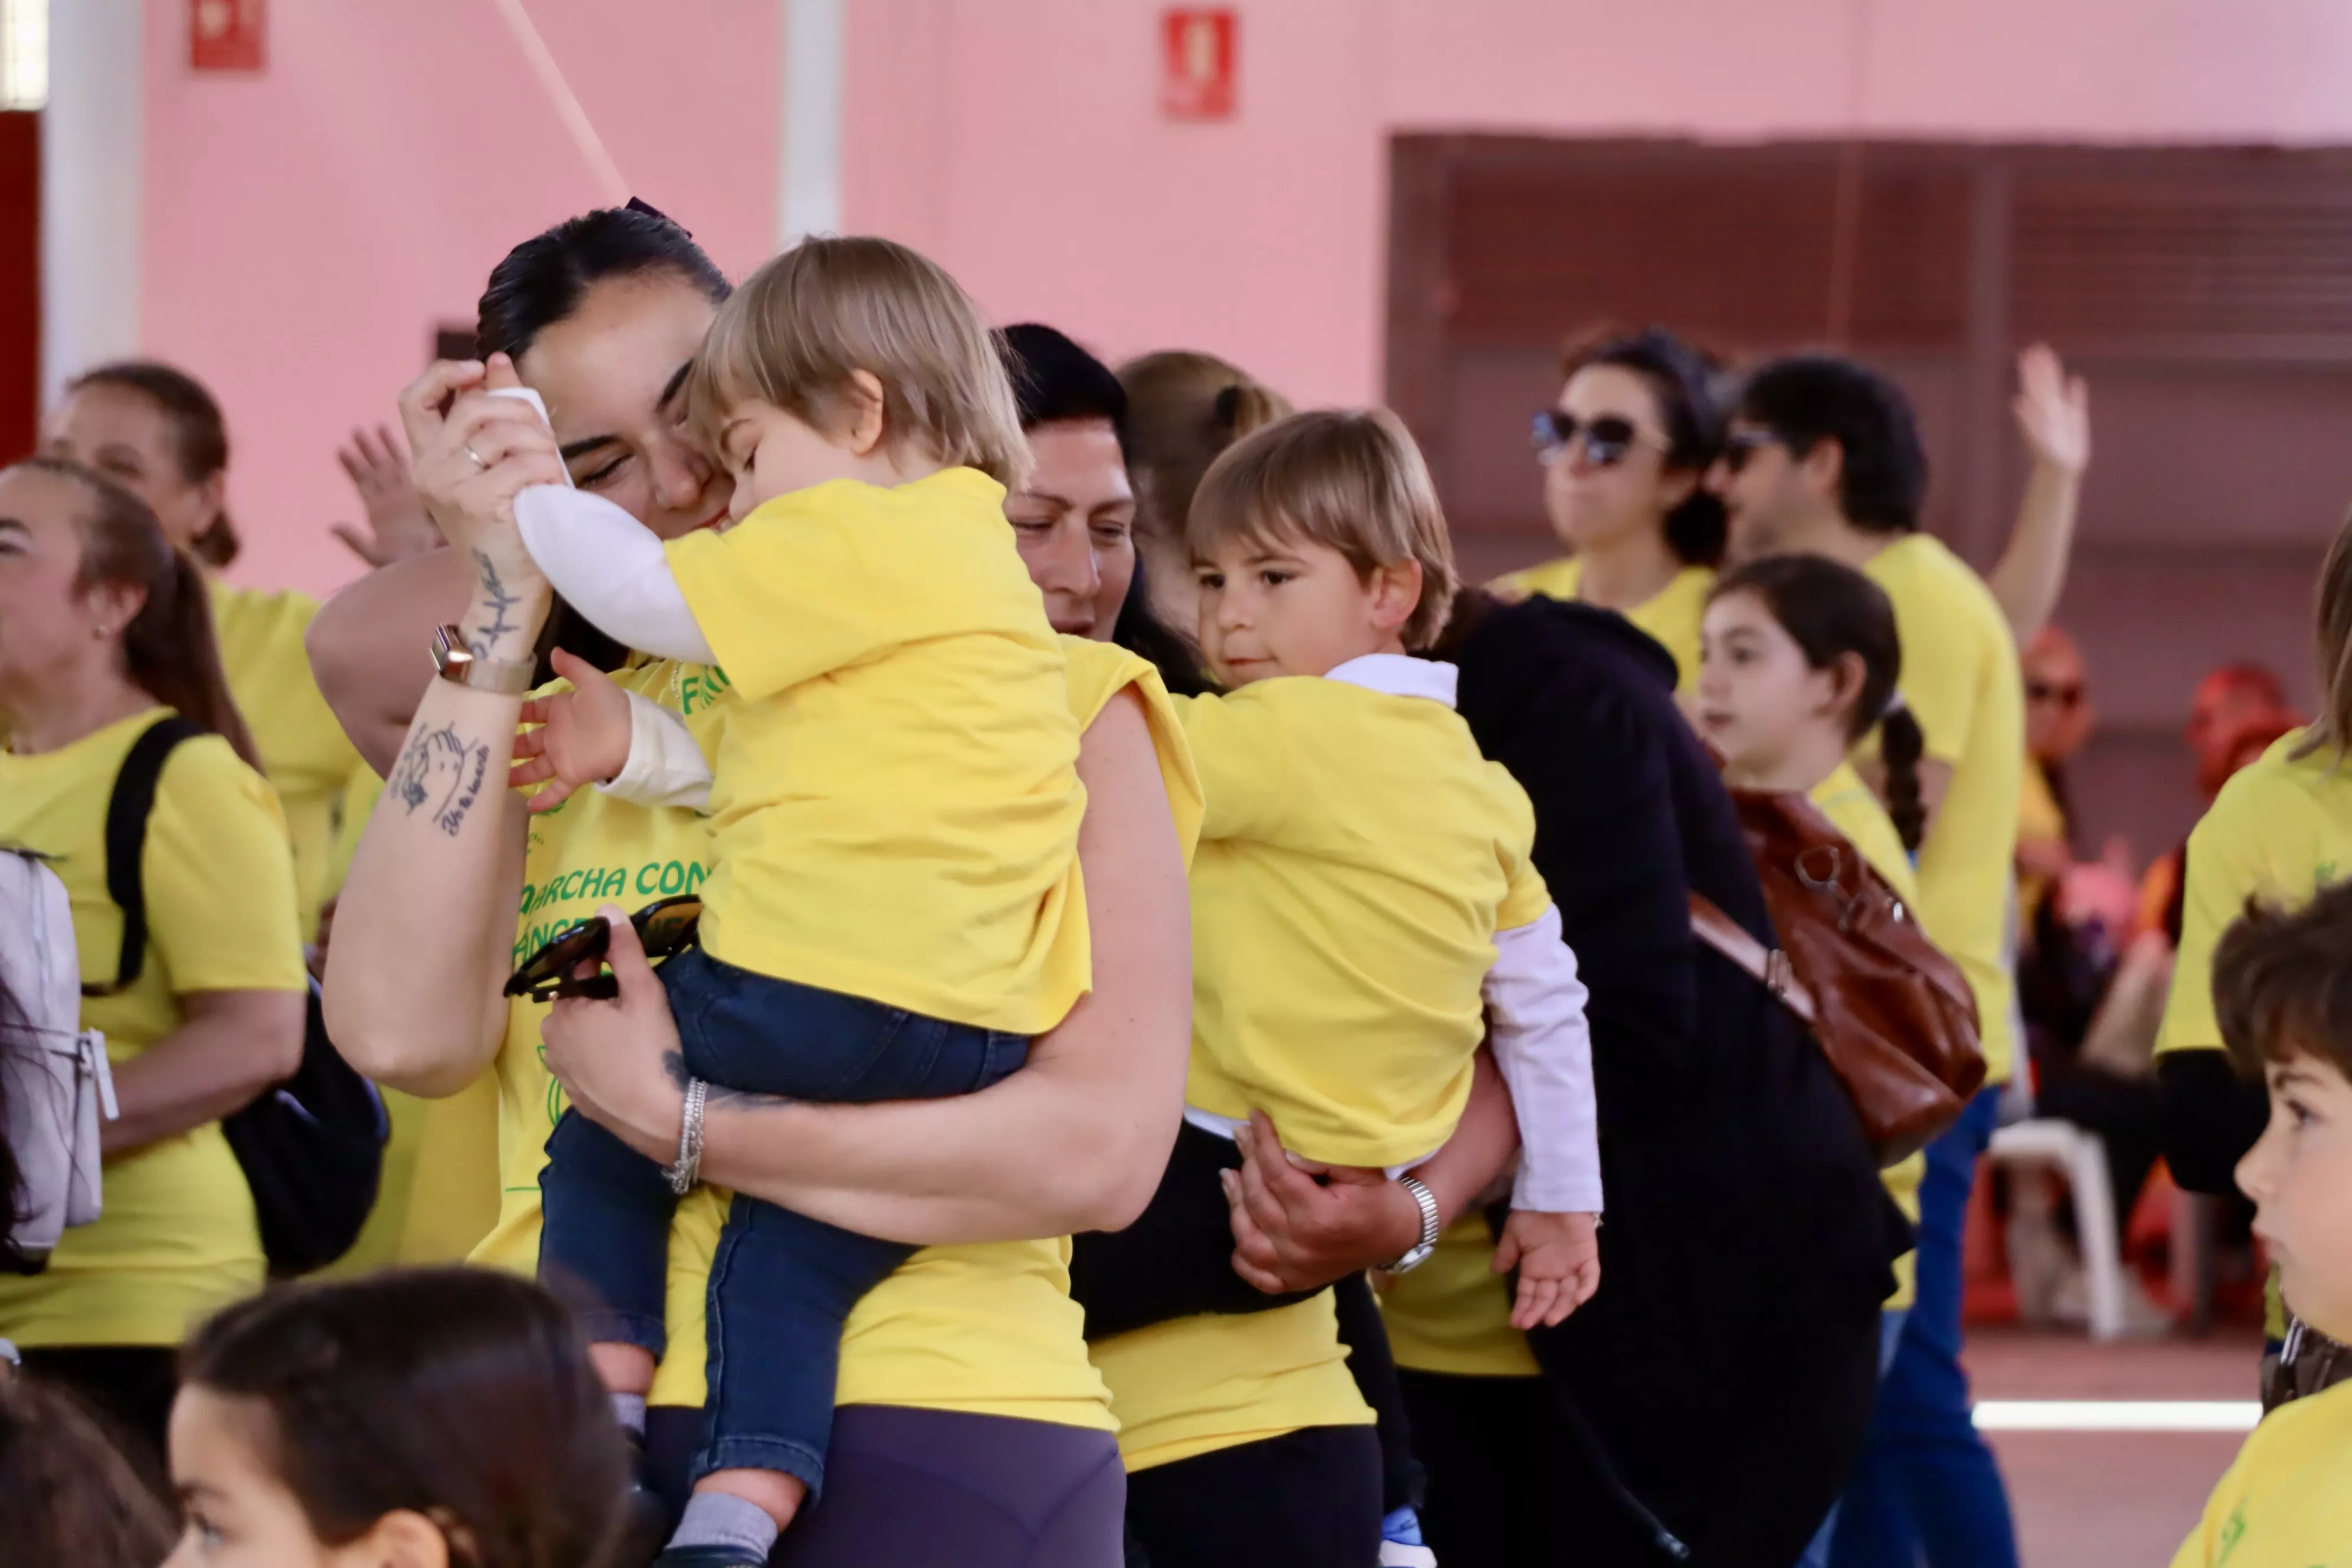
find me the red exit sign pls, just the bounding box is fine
[191,0,267,73]
[1162,8,1236,121]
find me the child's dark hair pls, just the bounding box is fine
[66,361,240,569]
[1711,554,1924,850]
[1733,354,1929,535]
[1562,325,1729,566]
[2214,878,2352,1081]
[0,1377,177,1568]
[180,1268,628,1568]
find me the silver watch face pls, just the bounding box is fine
[1389,1241,1437,1275]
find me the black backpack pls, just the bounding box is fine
[86,716,387,1276]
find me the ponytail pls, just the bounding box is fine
[1880,701,1927,853]
[25,458,261,772]
[1118,351,1293,549]
[1711,553,1912,838]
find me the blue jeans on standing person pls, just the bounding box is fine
[1827,1087,2020,1568]
[538,945,1028,1497]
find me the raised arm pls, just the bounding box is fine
[540,685,1194,1243]
[307,546,473,776]
[1987,345,2090,645]
[322,360,570,1097]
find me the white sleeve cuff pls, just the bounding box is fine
[1484,904,1605,1214]
[515,485,717,665]
[595,691,713,811]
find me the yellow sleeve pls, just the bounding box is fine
[1175,690,1302,846]
[2159,774,2307,1056]
[1895,607,1984,768]
[1495,783,1550,931]
[146,740,309,995]
[664,507,899,702]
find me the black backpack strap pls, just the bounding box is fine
[83,716,207,998]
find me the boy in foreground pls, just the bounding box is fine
[2175,877,2352,1564]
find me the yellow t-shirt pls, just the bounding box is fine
[1488,557,1713,691]
[664,468,1087,1036]
[1093,1291,1374,1471]
[1811,762,1926,1312]
[2160,731,2352,1058]
[1863,534,2023,1084]
[1177,672,1553,1169]
[2170,1378,2352,1567]
[2017,757,2067,922]
[1380,1216,1543,1378]
[476,636,1200,1426]
[0,708,306,1345]
[210,582,365,941]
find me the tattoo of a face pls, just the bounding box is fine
[388,723,492,837]
[470,548,524,656]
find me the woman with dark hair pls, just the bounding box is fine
[0,459,307,1468]
[1491,326,1728,689]
[45,362,366,944]
[1225,586,1903,1567]
[316,211,1195,1567]
[166,1268,626,1568]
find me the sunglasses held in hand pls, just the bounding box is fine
[505,894,704,1003]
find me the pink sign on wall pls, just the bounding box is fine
[1161,8,1236,120]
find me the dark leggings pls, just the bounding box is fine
[19,1345,177,1498]
[1397,1371,1585,1565]
[646,1404,1126,1567]
[1123,1423,1382,1568]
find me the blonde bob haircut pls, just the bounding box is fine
[1188,407,1459,650]
[687,234,1030,490]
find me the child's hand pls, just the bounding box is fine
[1493,1209,1601,1330]
[512,648,632,812]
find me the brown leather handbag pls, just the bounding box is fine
[1690,786,1985,1166]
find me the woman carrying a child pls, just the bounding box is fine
[319,207,1197,1568]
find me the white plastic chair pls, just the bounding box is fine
[1985,1119,2125,1341]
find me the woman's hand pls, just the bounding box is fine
[541,907,689,1163]
[2013,344,2090,478]
[397,354,567,628]
[512,649,635,812]
[1222,1111,1425,1295]
[331,423,442,567]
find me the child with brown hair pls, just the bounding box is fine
[1069,410,1602,1349]
[510,234,1086,1566]
[2172,877,2352,1563]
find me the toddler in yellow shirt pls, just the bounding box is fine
[510,237,1083,1567]
[2170,878,2352,1567]
[1069,410,1603,1347]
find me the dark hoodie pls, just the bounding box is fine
[1427,590,1907,1566]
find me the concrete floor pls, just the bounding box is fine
[1964,1328,2261,1567]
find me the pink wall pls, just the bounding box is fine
[145,0,2352,596]
[139,0,779,599]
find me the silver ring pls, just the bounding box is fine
[463,443,486,470]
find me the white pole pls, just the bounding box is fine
[777,0,843,250]
[42,0,144,408]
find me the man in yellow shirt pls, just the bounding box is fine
[2170,880,2352,1567]
[1714,353,2024,1568]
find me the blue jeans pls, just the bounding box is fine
[539,946,1027,1495]
[1795,1309,1907,1568]
[1827,1088,2020,1568]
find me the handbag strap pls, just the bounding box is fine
[83,716,206,998]
[1687,891,1817,1026]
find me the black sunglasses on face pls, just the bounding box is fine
[1719,429,1786,474]
[505,894,704,1003]
[1531,411,1663,469]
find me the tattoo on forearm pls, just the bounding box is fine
[659,1051,795,1112]
[388,723,492,837]
[470,548,524,656]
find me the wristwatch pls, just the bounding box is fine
[1383,1175,1442,1275]
[431,624,537,697]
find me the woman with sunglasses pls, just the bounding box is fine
[1492,327,1728,690]
[316,210,1193,1568]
